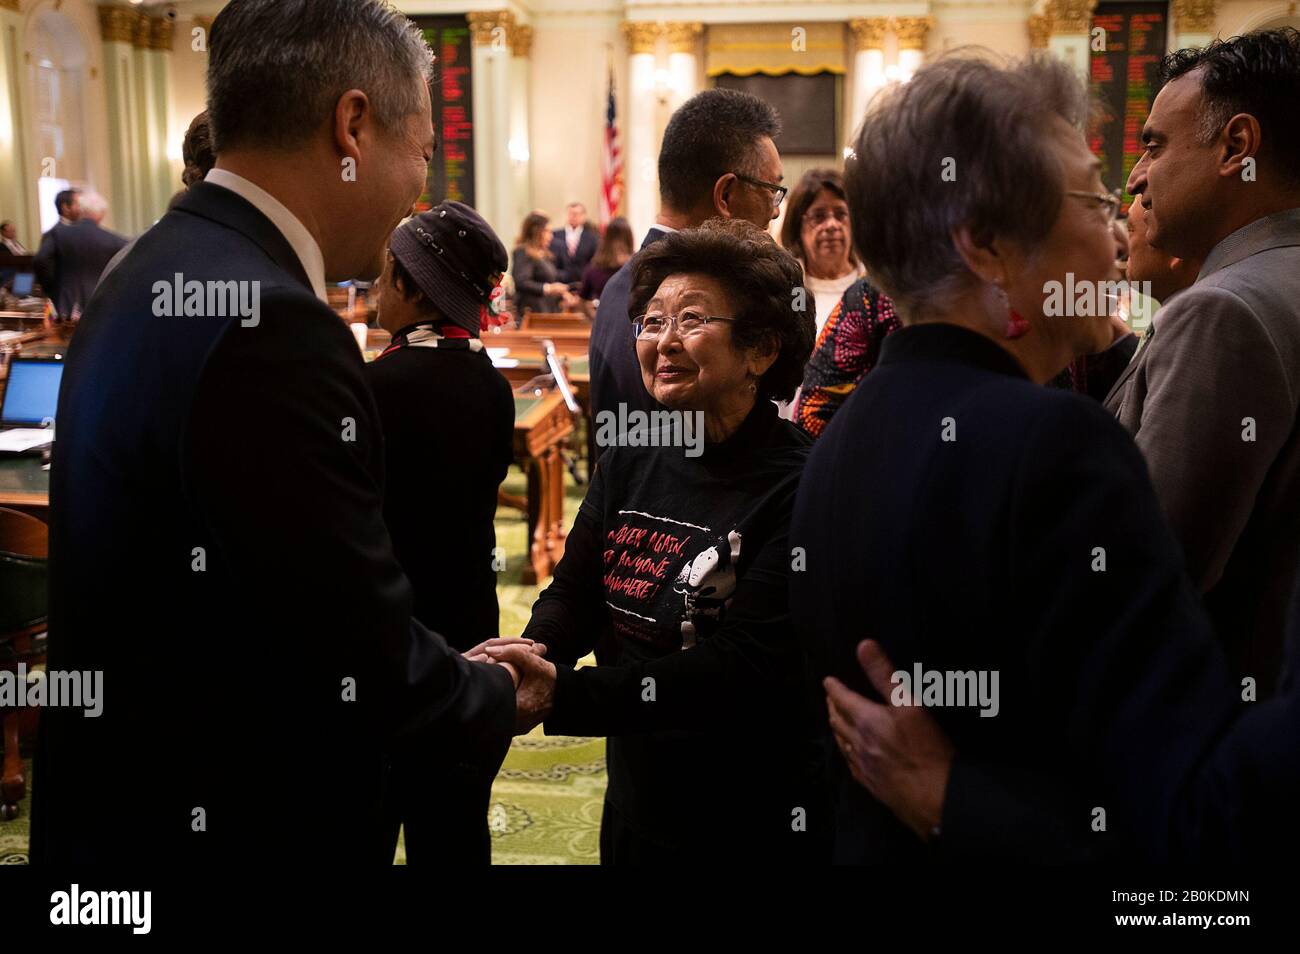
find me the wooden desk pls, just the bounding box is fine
[511,392,573,584]
[0,456,49,519]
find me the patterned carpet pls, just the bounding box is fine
[0,455,605,865]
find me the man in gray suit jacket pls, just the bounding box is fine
[1109,29,1300,694]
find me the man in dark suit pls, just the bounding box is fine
[32,0,542,866]
[548,202,598,285]
[32,191,127,319]
[1109,29,1300,695]
[588,89,786,426]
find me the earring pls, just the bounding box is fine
[995,283,1030,340]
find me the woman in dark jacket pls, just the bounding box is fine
[483,219,822,863]
[790,52,1238,864]
[510,211,570,319]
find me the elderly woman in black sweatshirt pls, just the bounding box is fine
[482,218,820,863]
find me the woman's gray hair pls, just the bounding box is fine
[207,0,433,153]
[844,50,1091,319]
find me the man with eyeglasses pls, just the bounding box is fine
[588,88,785,446]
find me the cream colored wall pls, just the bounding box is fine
[526,14,627,233]
[168,17,209,188]
[1217,0,1300,35]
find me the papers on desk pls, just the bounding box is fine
[487,348,520,368]
[0,428,53,454]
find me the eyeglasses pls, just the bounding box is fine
[1065,191,1122,225]
[729,172,788,209]
[632,310,737,340]
[805,207,849,227]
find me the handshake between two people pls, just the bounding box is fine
[464,637,556,734]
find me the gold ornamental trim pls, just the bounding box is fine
[467,10,516,48]
[849,17,889,51]
[148,16,175,51]
[1045,0,1097,35]
[662,21,702,54]
[98,5,138,44]
[0,0,20,13]
[1172,0,1216,33]
[893,15,933,51]
[1028,13,1052,48]
[622,21,661,56]
[512,24,533,57]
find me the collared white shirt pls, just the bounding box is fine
[565,224,581,254]
[204,168,329,303]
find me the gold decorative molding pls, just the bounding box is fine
[98,5,139,44]
[148,16,174,51]
[0,0,20,13]
[193,15,213,34]
[848,17,889,51]
[133,11,152,49]
[467,10,516,48]
[512,24,533,58]
[1045,0,1097,35]
[662,21,702,54]
[893,16,933,51]
[622,21,661,56]
[1028,13,1052,48]
[1171,0,1216,33]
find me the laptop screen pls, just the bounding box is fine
[1,358,63,426]
[11,272,34,296]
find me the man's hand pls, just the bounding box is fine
[462,636,547,663]
[823,639,956,843]
[485,643,557,734]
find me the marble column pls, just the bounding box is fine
[509,25,533,235]
[0,0,35,246]
[893,16,933,82]
[622,21,660,243]
[99,4,145,235]
[1172,0,1216,50]
[1046,0,1098,84]
[468,10,517,242]
[848,18,888,141]
[663,22,702,114]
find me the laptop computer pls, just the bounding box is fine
[11,271,34,296]
[0,356,63,454]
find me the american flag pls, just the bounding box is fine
[600,65,623,227]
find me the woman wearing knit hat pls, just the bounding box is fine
[367,201,516,865]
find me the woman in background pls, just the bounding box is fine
[578,216,634,316]
[510,211,573,320]
[779,168,864,338]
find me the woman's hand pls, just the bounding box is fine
[463,637,547,664]
[823,639,956,843]
[543,282,568,297]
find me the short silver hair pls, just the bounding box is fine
[207,0,433,153]
[845,50,1091,319]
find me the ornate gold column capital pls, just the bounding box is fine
[662,22,702,55]
[1045,0,1097,35]
[147,16,174,51]
[849,17,890,51]
[1028,13,1052,48]
[1171,0,1217,32]
[467,10,516,48]
[621,21,661,56]
[512,24,533,58]
[893,16,934,51]
[98,5,140,44]
[0,0,21,14]
[193,15,214,34]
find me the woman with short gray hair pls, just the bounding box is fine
[791,52,1228,863]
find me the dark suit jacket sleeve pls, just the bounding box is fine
[33,229,58,299]
[184,293,515,762]
[938,397,1238,860]
[1128,286,1293,593]
[542,479,805,738]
